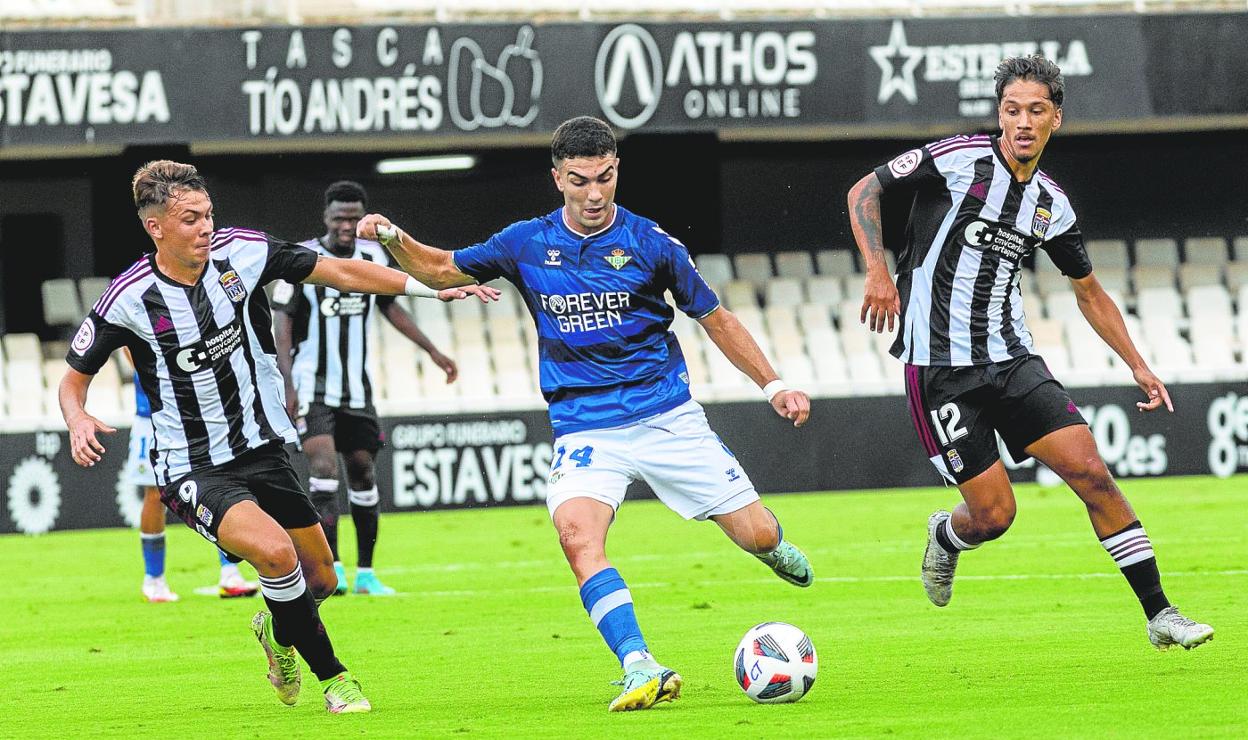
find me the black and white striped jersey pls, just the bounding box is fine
[271,238,395,410]
[66,228,319,485]
[874,134,1092,366]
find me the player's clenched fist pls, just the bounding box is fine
[356,213,393,243]
[770,389,811,428]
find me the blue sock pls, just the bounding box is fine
[217,548,230,567]
[141,533,165,578]
[579,568,648,667]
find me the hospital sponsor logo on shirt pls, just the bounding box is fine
[961,219,1031,263]
[169,321,245,375]
[320,294,368,317]
[539,291,632,334]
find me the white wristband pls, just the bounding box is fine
[762,379,789,402]
[404,275,439,299]
[376,224,401,246]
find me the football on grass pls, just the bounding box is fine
[734,622,817,703]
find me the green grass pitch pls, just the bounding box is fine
[3,476,1244,738]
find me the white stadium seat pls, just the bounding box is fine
[1132,265,1176,291]
[1044,291,1080,323]
[3,334,42,363]
[722,280,758,310]
[1136,287,1185,322]
[732,253,774,288]
[1133,238,1180,268]
[1183,237,1229,265]
[815,250,857,277]
[1178,264,1223,291]
[693,254,734,288]
[77,277,113,312]
[41,279,83,327]
[803,276,846,307]
[1095,267,1130,295]
[796,303,834,335]
[1186,285,1235,326]
[764,278,805,308]
[773,251,816,280]
[1225,262,1248,293]
[1086,239,1129,272]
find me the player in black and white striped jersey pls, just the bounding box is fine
[847,55,1212,650]
[273,181,460,597]
[59,160,498,712]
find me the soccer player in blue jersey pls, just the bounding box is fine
[358,116,814,711]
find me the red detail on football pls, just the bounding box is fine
[802,654,814,663]
[771,674,790,684]
[753,639,765,656]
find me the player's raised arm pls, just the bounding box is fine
[59,367,117,467]
[302,255,499,303]
[697,307,811,428]
[357,214,476,290]
[847,172,900,334]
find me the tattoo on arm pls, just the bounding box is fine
[849,175,887,266]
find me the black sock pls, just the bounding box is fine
[309,477,340,561]
[933,514,977,554]
[350,501,380,569]
[1100,520,1171,620]
[259,565,347,681]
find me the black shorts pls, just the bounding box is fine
[160,443,320,551]
[903,355,1087,484]
[301,402,384,454]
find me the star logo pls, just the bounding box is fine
[870,20,924,105]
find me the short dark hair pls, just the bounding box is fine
[132,160,207,217]
[994,55,1064,108]
[324,180,368,208]
[551,116,617,165]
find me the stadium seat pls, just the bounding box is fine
[1086,239,1129,272]
[1133,238,1180,268]
[1034,256,1069,297]
[2,333,41,363]
[802,275,845,307]
[1183,236,1229,265]
[1225,262,1248,293]
[1178,264,1223,291]
[1095,267,1130,295]
[773,251,816,279]
[77,276,112,311]
[1186,285,1235,326]
[1136,287,1185,322]
[41,279,83,327]
[796,303,834,335]
[723,279,759,310]
[1017,268,1037,297]
[1132,265,1176,291]
[1043,291,1080,323]
[1021,291,1045,321]
[815,249,857,277]
[763,305,800,338]
[732,253,774,288]
[764,278,805,308]
[693,254,734,288]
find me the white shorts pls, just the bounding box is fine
[545,399,758,521]
[122,416,158,489]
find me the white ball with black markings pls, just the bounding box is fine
[734,622,817,704]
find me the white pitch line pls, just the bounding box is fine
[385,569,1248,599]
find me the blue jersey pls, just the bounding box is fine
[453,205,720,435]
[133,373,151,418]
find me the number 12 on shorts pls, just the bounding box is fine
[553,445,595,469]
[930,402,968,446]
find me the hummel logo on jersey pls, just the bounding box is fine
[219,270,246,303]
[152,315,175,334]
[604,248,633,270]
[545,249,562,266]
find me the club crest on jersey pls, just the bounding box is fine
[545,249,562,266]
[219,270,246,303]
[604,248,632,270]
[946,449,965,473]
[1031,208,1052,239]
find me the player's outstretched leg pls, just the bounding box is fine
[711,502,812,587]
